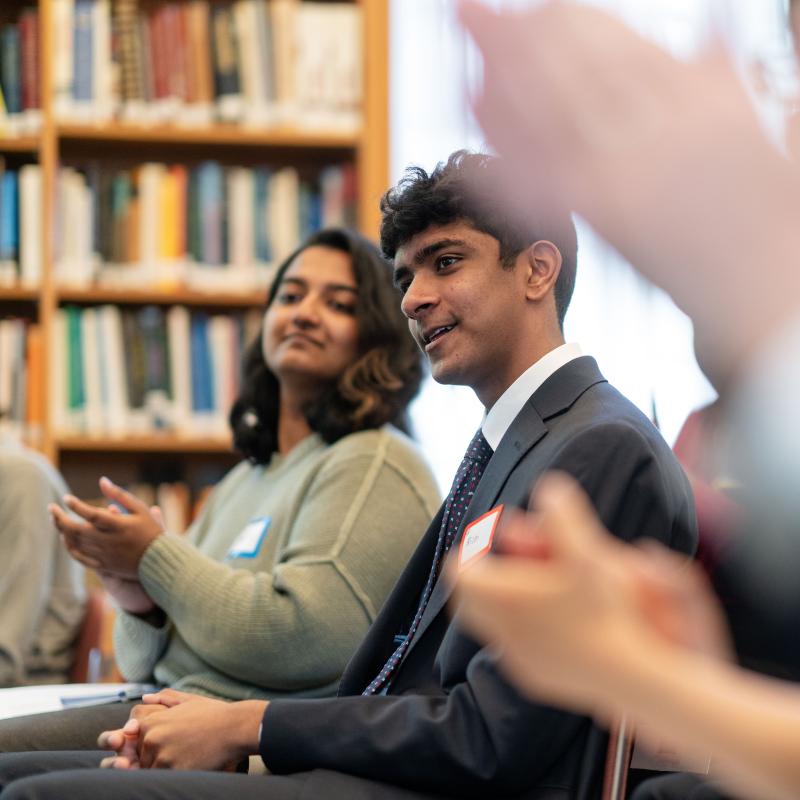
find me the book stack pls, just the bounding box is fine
[52,304,261,439]
[55,160,356,291]
[0,7,42,136]
[0,162,43,288]
[0,317,43,441]
[54,0,363,130]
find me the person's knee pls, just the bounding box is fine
[2,774,57,800]
[0,753,103,793]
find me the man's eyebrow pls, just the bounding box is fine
[412,238,469,266]
[393,238,471,288]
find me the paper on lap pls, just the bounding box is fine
[0,682,156,720]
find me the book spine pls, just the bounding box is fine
[0,25,22,116]
[72,0,94,105]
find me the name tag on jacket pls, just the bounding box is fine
[459,505,503,569]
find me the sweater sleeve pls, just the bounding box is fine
[113,477,228,683]
[130,438,433,690]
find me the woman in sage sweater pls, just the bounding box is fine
[0,228,439,751]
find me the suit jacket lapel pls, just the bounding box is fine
[404,356,607,655]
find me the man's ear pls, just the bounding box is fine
[523,240,562,302]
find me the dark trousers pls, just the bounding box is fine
[0,703,135,752]
[0,752,452,800]
[630,773,729,800]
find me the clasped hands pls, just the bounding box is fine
[97,689,267,772]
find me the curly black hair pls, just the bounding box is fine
[229,228,423,464]
[380,150,577,327]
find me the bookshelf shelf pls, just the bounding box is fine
[0,286,39,302]
[57,435,234,454]
[56,123,359,151]
[0,136,39,153]
[57,286,265,309]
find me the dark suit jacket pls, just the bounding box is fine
[259,357,697,799]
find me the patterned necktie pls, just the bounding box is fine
[363,429,494,695]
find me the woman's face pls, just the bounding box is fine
[262,245,361,390]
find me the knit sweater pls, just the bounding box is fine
[113,426,440,700]
[0,440,86,686]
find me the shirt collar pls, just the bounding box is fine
[482,342,583,450]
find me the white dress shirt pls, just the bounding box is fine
[482,342,583,450]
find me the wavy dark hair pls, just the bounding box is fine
[380,150,578,328]
[230,228,423,464]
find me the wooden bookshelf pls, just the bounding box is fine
[57,123,360,150]
[0,136,40,153]
[0,286,39,302]
[57,286,266,309]
[0,0,390,471]
[58,435,233,454]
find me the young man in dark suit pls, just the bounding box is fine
[0,152,697,800]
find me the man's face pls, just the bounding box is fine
[393,222,530,406]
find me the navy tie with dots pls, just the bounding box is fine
[363,428,494,695]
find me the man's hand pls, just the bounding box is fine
[50,477,166,579]
[102,689,267,771]
[98,703,168,769]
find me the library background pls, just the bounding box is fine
[0,0,388,544]
[0,0,793,679]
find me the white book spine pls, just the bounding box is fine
[166,305,193,433]
[53,0,75,113]
[138,163,165,267]
[99,305,129,435]
[228,167,255,267]
[207,314,230,434]
[268,167,299,263]
[92,0,115,120]
[18,165,42,287]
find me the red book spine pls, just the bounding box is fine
[19,10,40,110]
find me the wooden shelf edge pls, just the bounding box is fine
[0,136,39,153]
[57,286,264,308]
[56,123,359,150]
[0,286,40,302]
[57,435,235,454]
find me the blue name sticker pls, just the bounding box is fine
[226,517,271,559]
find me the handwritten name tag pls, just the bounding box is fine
[459,505,503,569]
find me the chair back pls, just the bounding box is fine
[69,587,106,683]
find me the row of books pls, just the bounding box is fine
[53,304,261,438]
[0,161,42,288]
[54,0,362,129]
[0,9,42,136]
[1,159,355,292]
[0,317,42,440]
